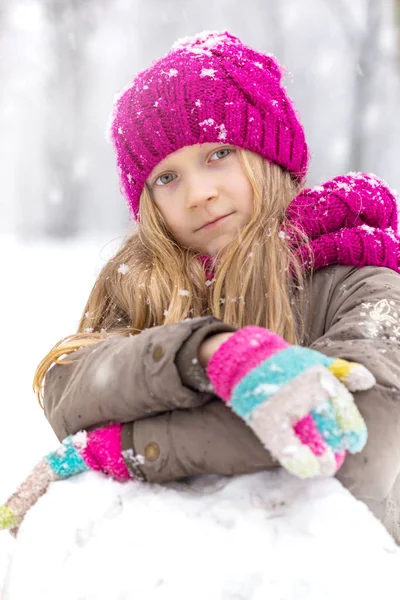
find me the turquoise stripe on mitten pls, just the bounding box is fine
[45,436,89,479]
[231,345,333,418]
[311,401,343,451]
[206,325,373,479]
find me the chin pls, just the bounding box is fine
[203,244,229,258]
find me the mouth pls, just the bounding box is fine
[197,213,234,231]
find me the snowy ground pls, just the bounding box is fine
[0,233,119,593]
[1,234,400,599]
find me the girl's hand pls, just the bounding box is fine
[206,327,375,479]
[0,424,135,535]
[198,332,235,367]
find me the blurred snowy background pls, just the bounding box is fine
[1,0,400,594]
[1,0,400,238]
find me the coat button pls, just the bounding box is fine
[152,346,165,361]
[144,442,160,461]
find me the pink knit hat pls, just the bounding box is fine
[109,30,310,220]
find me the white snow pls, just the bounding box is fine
[3,471,400,600]
[117,263,129,274]
[200,67,217,78]
[1,235,400,600]
[217,123,227,141]
[199,118,215,128]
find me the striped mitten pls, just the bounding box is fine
[0,424,140,536]
[207,327,375,479]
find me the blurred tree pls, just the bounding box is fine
[42,0,103,237]
[349,0,384,171]
[396,0,400,50]
[324,0,392,171]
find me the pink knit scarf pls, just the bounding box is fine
[287,172,399,273]
[201,172,400,278]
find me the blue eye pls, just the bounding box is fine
[210,148,231,161]
[154,173,177,186]
[153,148,233,187]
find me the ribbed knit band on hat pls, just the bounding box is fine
[109,30,310,220]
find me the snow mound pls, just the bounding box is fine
[2,469,400,600]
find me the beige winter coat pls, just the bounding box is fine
[43,265,400,540]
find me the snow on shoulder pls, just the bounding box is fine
[2,470,400,600]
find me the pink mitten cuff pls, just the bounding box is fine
[207,326,289,401]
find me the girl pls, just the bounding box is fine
[2,30,400,541]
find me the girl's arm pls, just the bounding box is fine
[306,265,400,513]
[43,316,237,441]
[122,399,278,483]
[122,265,400,495]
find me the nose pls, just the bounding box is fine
[185,172,219,210]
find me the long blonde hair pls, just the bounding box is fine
[34,150,310,407]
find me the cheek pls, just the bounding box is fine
[160,208,188,241]
[235,174,254,210]
[155,201,178,228]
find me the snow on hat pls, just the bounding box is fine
[109,30,310,220]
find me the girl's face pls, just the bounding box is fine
[146,143,254,256]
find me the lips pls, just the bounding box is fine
[197,213,232,231]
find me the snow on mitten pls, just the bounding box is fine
[0,424,139,536]
[207,327,375,479]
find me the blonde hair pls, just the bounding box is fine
[34,150,310,407]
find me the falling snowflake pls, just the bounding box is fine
[84,327,94,333]
[178,289,190,296]
[278,231,286,240]
[163,309,169,316]
[168,68,178,77]
[195,99,202,107]
[117,264,129,275]
[118,126,123,135]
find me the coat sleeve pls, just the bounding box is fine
[309,266,400,508]
[43,316,236,441]
[121,400,279,483]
